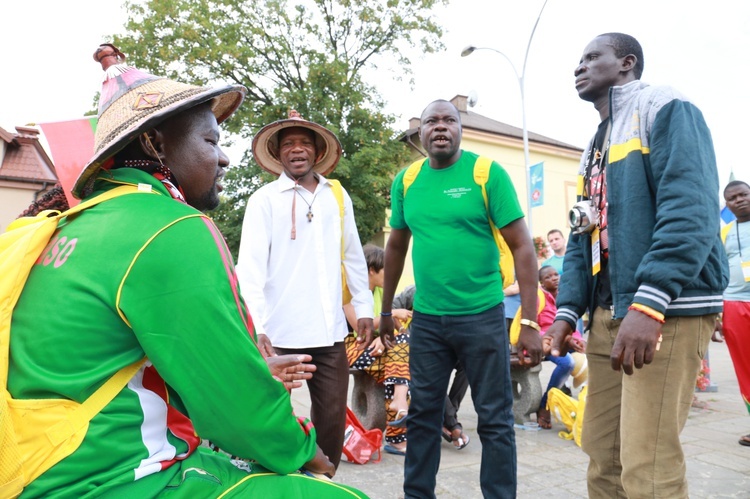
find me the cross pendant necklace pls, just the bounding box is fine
[294,186,319,223]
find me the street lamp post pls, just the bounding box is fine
[460,0,549,235]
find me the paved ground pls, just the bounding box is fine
[290,340,750,498]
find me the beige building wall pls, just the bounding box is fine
[0,184,37,232]
[462,128,582,241]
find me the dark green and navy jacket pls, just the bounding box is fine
[556,80,729,325]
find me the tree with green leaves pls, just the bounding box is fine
[114,0,445,256]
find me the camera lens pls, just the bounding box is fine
[569,207,582,228]
[568,201,595,233]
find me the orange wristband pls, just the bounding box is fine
[628,303,666,324]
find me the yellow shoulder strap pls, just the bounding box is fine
[473,156,515,289]
[328,180,352,305]
[509,288,546,345]
[473,156,493,201]
[402,159,426,197]
[721,221,734,244]
[329,179,345,257]
[45,358,146,446]
[65,185,144,216]
[4,185,144,233]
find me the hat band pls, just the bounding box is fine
[94,87,209,154]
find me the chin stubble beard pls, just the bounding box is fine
[198,189,221,212]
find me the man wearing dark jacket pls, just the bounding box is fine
[547,33,728,498]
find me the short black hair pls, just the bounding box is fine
[599,32,644,79]
[363,244,384,273]
[420,99,461,124]
[724,180,750,195]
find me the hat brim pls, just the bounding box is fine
[251,118,342,177]
[72,84,246,199]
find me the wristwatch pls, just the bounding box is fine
[519,319,541,332]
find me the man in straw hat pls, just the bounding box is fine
[236,111,374,469]
[6,44,368,498]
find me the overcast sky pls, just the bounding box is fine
[1,0,746,186]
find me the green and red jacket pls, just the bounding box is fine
[9,168,316,498]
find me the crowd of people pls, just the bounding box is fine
[5,30,747,499]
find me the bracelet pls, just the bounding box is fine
[628,304,666,324]
[380,311,392,316]
[519,319,541,332]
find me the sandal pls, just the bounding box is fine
[537,408,552,429]
[388,409,408,427]
[384,443,407,456]
[451,430,470,450]
[739,434,750,447]
[444,425,470,450]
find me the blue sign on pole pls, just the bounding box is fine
[529,162,544,207]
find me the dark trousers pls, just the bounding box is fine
[404,303,516,499]
[443,361,468,431]
[275,342,349,469]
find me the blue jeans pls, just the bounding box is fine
[404,303,516,499]
[540,352,575,409]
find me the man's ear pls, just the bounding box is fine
[138,129,166,162]
[314,147,325,164]
[621,54,637,74]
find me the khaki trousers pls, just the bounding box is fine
[582,307,713,498]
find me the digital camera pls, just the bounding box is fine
[568,200,597,234]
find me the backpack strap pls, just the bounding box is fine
[64,184,146,217]
[46,357,147,446]
[402,159,426,197]
[473,157,515,289]
[328,180,353,305]
[473,156,493,210]
[329,179,345,261]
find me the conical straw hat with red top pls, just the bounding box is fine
[72,43,246,198]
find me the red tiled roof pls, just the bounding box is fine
[0,126,16,144]
[0,126,57,184]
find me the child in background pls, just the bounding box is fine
[344,245,412,455]
[511,266,586,428]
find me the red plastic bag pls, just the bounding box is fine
[341,407,382,464]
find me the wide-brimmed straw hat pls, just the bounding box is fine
[251,110,341,176]
[72,43,246,198]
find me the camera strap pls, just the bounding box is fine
[583,120,611,200]
[584,120,611,276]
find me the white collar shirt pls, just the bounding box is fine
[236,172,373,348]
